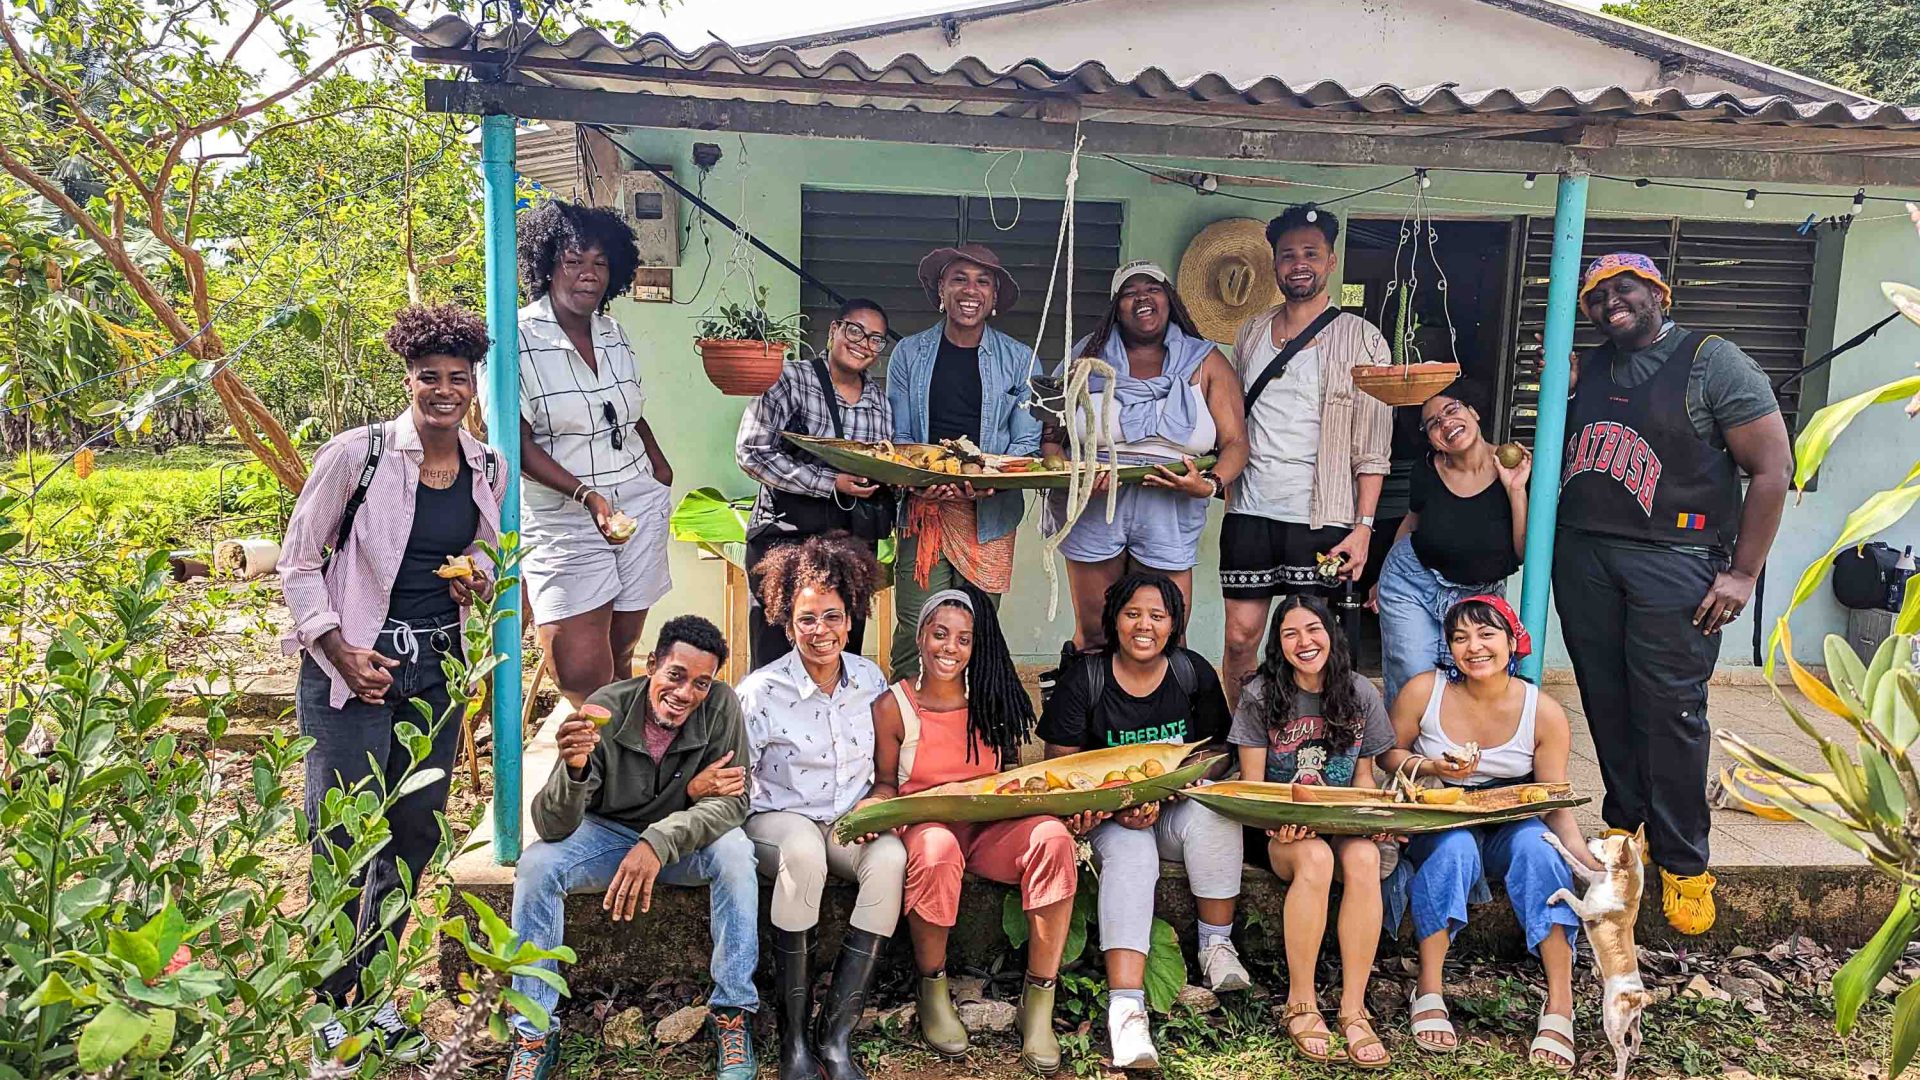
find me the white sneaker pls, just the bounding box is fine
[1108,997,1160,1070]
[1198,939,1251,992]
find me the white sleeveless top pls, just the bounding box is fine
[1070,382,1217,462]
[1409,671,1537,786]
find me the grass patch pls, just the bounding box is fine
[4,443,287,552]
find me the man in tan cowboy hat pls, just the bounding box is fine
[1554,251,1791,936]
[884,244,1042,676]
[1218,204,1393,705]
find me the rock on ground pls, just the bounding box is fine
[604,1007,651,1050]
[655,1004,710,1046]
[957,1000,1017,1033]
[1174,986,1219,1013]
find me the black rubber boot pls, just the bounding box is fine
[816,929,887,1080]
[773,929,823,1080]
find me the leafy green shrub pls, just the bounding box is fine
[0,537,571,1078]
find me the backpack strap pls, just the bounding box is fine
[483,447,498,487]
[324,423,385,573]
[1167,649,1197,697]
[1083,653,1107,707]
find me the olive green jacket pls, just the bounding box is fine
[532,676,750,866]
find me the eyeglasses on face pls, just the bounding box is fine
[603,400,625,451]
[832,321,891,354]
[1420,400,1469,435]
[793,610,850,633]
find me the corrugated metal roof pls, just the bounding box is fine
[371,8,1920,151]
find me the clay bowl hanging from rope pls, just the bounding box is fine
[1352,361,1461,407]
[697,338,789,396]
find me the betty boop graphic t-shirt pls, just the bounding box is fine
[1227,673,1394,786]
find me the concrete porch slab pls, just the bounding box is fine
[443,679,1893,993]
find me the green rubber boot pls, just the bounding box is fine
[915,973,969,1058]
[1018,979,1060,1076]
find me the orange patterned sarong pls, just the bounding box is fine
[905,495,1015,593]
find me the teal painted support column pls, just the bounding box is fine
[1516,170,1589,682]
[481,114,524,864]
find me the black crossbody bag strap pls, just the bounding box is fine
[809,356,847,439]
[323,423,385,575]
[1243,307,1344,415]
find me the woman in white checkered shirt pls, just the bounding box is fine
[494,201,676,708]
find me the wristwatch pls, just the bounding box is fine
[1356,515,1376,529]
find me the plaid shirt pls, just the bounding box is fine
[735,356,892,535]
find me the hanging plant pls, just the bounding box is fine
[693,286,805,396]
[1353,177,1461,407]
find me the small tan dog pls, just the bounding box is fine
[1543,827,1654,1080]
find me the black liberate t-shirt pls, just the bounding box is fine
[1409,454,1520,585]
[926,335,984,443]
[387,459,479,624]
[1037,648,1231,751]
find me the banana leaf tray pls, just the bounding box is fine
[784,433,1215,491]
[1185,781,1588,836]
[832,743,1220,844]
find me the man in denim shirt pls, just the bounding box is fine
[885,244,1043,676]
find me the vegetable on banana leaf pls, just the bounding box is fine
[785,433,1215,491]
[1185,781,1587,836]
[832,742,1220,845]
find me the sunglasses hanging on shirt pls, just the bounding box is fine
[602,400,625,451]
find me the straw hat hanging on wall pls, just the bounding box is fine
[1176,218,1280,346]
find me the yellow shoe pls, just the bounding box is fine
[1660,868,1717,935]
[1601,828,1650,865]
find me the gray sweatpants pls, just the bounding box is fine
[1089,798,1243,955]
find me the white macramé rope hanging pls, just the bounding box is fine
[1015,130,1124,620]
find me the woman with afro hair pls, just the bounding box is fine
[280,302,507,1062]
[498,199,677,709]
[734,533,904,1080]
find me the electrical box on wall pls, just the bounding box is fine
[619,170,680,269]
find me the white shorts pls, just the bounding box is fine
[520,475,674,624]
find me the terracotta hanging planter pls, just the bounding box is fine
[697,338,789,396]
[1352,361,1461,407]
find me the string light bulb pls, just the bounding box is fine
[1523,172,1537,190]
[1417,169,1431,189]
[1744,189,1757,209]
[1854,188,1867,213]
[1305,205,1319,222]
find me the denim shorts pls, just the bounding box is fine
[1052,480,1211,571]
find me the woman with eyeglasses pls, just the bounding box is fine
[737,532,904,1080]
[737,298,895,670]
[1368,379,1529,706]
[504,199,676,708]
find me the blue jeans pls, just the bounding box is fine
[1376,536,1504,707]
[1405,817,1581,956]
[509,817,761,1036]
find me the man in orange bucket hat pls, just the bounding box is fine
[1552,250,1791,935]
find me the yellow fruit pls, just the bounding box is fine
[1417,787,1465,805]
[1124,766,1147,783]
[1140,759,1165,778]
[1105,770,1128,784]
[1496,442,1527,469]
[1044,770,1072,792]
[1518,785,1551,804]
[434,555,476,580]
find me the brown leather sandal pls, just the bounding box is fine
[1339,1010,1391,1070]
[1282,1002,1338,1065]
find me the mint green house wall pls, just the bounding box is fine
[593,128,1919,667]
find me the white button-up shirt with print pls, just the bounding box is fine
[739,649,888,821]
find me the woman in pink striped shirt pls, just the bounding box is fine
[279,302,507,1064]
